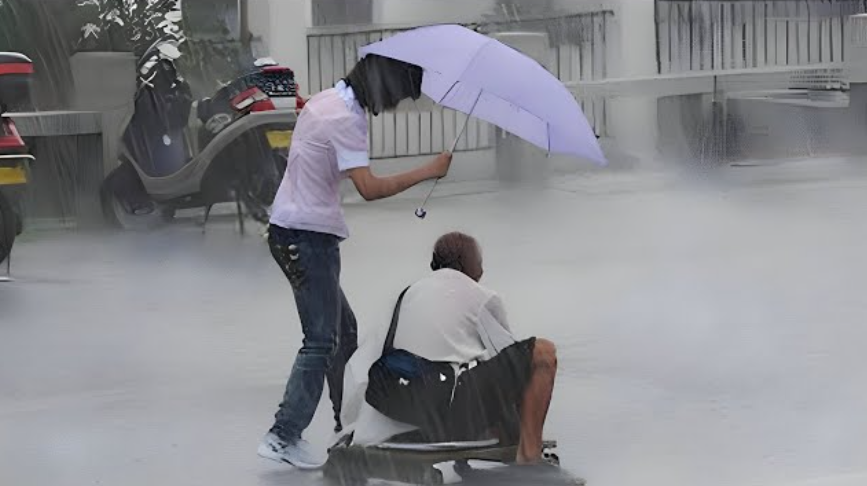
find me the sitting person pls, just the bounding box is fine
[361,232,558,464]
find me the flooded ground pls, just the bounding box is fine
[3,159,867,486]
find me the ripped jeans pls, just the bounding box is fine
[267,225,358,442]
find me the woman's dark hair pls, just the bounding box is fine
[344,54,423,116]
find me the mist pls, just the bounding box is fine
[2,1,867,486]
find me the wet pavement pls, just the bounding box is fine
[3,159,867,486]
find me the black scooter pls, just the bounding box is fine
[100,39,301,231]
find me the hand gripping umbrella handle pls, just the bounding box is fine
[416,92,482,219]
[415,118,467,219]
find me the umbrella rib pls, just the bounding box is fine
[437,79,460,105]
[471,90,552,152]
[434,38,495,105]
[547,122,551,155]
[452,38,562,126]
[454,38,496,91]
[432,38,556,151]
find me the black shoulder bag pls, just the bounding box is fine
[365,287,456,429]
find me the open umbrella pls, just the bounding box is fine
[359,24,605,216]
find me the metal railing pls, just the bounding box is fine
[656,0,867,74]
[306,11,613,159]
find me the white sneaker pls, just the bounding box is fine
[257,432,325,470]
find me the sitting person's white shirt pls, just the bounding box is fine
[336,269,516,446]
[395,268,516,363]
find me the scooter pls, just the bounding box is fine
[100,38,300,231]
[0,52,35,280]
[325,433,583,486]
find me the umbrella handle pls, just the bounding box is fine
[415,180,438,219]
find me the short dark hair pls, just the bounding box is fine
[344,54,423,116]
[430,232,480,274]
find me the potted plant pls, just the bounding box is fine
[70,0,184,109]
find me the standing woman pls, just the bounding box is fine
[258,54,452,468]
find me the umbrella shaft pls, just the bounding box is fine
[450,113,471,153]
[421,179,439,208]
[418,92,481,218]
[449,91,482,154]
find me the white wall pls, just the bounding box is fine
[594,0,661,158]
[247,0,311,96]
[246,0,272,58]
[608,0,657,78]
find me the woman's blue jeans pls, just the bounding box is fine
[267,225,358,441]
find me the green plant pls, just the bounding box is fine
[76,0,183,55]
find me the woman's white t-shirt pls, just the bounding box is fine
[270,80,369,239]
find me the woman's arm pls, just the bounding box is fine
[347,152,452,201]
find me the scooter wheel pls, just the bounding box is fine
[100,163,171,231]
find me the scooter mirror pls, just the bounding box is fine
[158,44,182,60]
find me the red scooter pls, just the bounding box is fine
[0,52,34,278]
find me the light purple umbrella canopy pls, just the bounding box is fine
[359,24,606,166]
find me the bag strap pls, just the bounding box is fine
[382,286,411,354]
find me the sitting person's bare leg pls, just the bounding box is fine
[516,339,558,464]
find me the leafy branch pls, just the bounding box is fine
[76,0,183,55]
